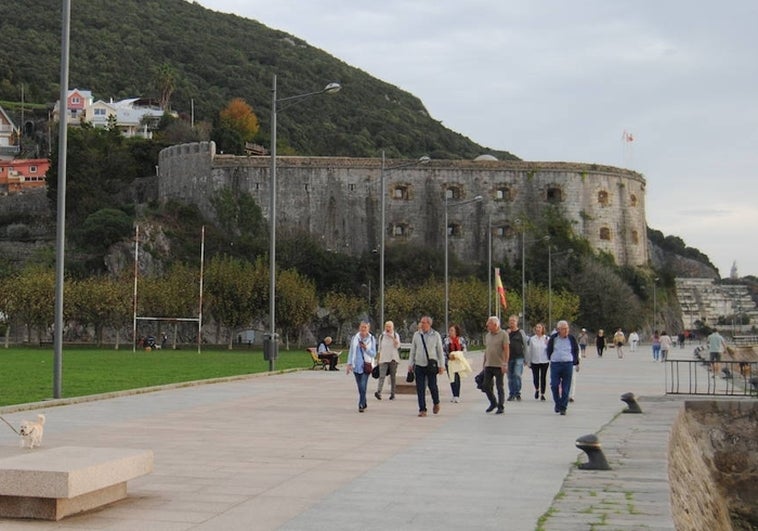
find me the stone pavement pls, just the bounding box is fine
[0,345,685,530]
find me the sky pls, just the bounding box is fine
[198,0,758,278]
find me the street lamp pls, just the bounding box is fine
[548,246,573,331]
[514,218,526,325]
[653,277,659,333]
[379,152,430,328]
[445,193,483,334]
[268,74,340,371]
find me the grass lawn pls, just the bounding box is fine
[0,345,313,407]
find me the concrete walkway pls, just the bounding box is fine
[0,346,684,530]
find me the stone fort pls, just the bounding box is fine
[158,141,648,267]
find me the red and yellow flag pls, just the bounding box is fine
[495,267,507,310]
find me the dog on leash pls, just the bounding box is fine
[19,414,45,449]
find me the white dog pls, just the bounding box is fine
[19,414,45,449]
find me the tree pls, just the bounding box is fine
[204,256,264,349]
[276,268,318,349]
[155,63,176,112]
[218,98,259,142]
[6,265,56,344]
[69,275,131,347]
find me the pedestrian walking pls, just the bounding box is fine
[659,331,673,362]
[596,329,606,358]
[375,321,401,401]
[652,330,661,361]
[482,316,510,415]
[506,315,528,401]
[526,323,549,401]
[346,321,376,413]
[444,324,468,403]
[407,316,445,417]
[547,320,580,416]
[613,328,625,358]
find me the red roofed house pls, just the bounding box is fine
[0,158,50,194]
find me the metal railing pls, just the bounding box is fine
[733,335,758,347]
[665,357,758,396]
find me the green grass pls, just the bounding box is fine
[0,346,313,407]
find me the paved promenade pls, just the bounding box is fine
[0,346,684,530]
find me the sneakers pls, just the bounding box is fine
[486,404,497,413]
[374,392,382,400]
[495,408,504,415]
[389,394,395,400]
[559,410,567,416]
[507,396,516,402]
[540,394,546,401]
[516,394,522,401]
[432,403,440,414]
[453,396,460,403]
[534,391,539,399]
[418,411,427,417]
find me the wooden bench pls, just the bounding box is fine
[307,348,329,370]
[0,446,153,520]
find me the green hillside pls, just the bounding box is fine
[0,0,517,160]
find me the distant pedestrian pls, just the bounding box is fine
[678,332,686,349]
[346,321,376,413]
[596,329,606,358]
[506,315,528,401]
[375,321,401,401]
[408,316,445,417]
[577,328,589,358]
[652,330,661,361]
[547,320,580,416]
[482,316,509,414]
[629,330,639,352]
[659,331,673,362]
[613,328,625,358]
[707,328,727,376]
[526,323,549,401]
[443,324,468,403]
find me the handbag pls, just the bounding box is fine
[475,370,485,390]
[406,370,415,383]
[421,335,439,376]
[371,364,381,379]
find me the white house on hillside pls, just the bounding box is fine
[0,105,20,160]
[54,89,168,139]
[86,97,167,139]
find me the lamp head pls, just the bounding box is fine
[323,82,341,94]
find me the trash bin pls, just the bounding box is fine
[263,333,279,361]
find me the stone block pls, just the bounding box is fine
[0,446,153,520]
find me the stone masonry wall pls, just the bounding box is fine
[158,142,648,267]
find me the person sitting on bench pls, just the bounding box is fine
[317,337,341,371]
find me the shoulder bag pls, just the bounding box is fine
[421,334,439,376]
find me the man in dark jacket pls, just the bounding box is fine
[546,320,580,416]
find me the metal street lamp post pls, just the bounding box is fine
[548,246,573,331]
[268,74,340,371]
[444,194,483,334]
[653,277,659,333]
[379,152,429,328]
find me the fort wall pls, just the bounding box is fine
[158,142,648,267]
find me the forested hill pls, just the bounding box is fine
[0,0,517,160]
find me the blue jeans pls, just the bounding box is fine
[353,371,369,409]
[507,358,524,397]
[414,365,440,412]
[550,361,574,413]
[652,344,661,361]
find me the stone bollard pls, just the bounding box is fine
[620,391,643,413]
[575,434,611,470]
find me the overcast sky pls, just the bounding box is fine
[198,0,758,278]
